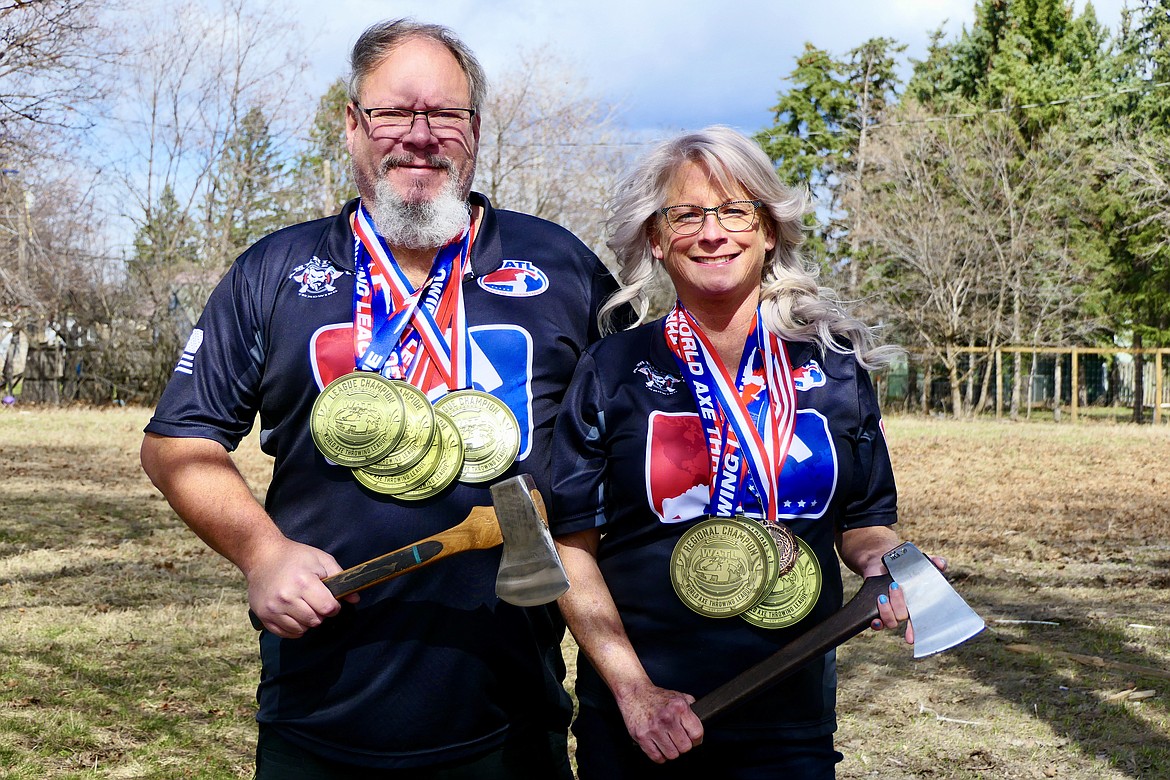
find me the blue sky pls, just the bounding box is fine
[284,0,1134,135]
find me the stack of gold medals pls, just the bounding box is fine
[310,372,520,500]
[669,517,822,629]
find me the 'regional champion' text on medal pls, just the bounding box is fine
[670,517,778,618]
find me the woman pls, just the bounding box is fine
[550,126,937,778]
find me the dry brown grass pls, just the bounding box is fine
[1,408,1167,778]
[837,417,1170,780]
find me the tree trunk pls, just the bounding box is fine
[1053,354,1063,423]
[1134,334,1145,424]
[922,363,933,415]
[1027,351,1039,421]
[1107,355,1118,407]
[905,362,919,414]
[1011,349,1023,420]
[948,348,963,419]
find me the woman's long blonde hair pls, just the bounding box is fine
[601,125,896,370]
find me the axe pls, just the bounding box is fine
[321,474,570,607]
[692,542,985,722]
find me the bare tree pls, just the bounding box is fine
[0,0,115,146]
[94,0,311,398]
[860,108,997,416]
[474,47,628,262]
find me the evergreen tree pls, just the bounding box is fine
[864,0,1113,416]
[128,185,201,397]
[204,105,287,266]
[287,78,355,222]
[1090,0,1170,419]
[755,38,904,288]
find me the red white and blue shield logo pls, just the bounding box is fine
[477,260,549,297]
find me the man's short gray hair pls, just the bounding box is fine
[347,18,488,111]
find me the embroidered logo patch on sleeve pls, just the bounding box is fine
[174,329,204,375]
[476,260,549,297]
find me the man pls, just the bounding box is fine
[141,19,614,778]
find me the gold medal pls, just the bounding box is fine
[741,534,823,629]
[310,373,405,468]
[669,517,777,618]
[353,407,446,494]
[361,380,436,475]
[395,410,465,501]
[434,389,520,483]
[734,516,782,608]
[353,435,441,495]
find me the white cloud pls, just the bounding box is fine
[231,0,1139,134]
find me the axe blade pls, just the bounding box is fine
[490,475,570,607]
[883,542,985,658]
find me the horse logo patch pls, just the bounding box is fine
[477,260,549,297]
[635,360,681,395]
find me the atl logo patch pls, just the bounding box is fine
[477,260,549,297]
[289,256,347,299]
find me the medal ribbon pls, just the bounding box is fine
[351,204,475,393]
[663,303,797,524]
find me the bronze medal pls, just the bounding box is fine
[741,534,823,629]
[360,380,436,475]
[669,517,778,618]
[310,373,405,468]
[766,522,798,577]
[433,389,520,483]
[395,410,465,501]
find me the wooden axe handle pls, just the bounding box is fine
[322,506,501,599]
[691,573,893,722]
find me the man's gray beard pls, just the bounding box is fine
[368,172,471,250]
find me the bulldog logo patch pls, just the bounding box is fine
[289,256,347,299]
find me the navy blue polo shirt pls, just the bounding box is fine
[146,195,615,768]
[550,319,897,739]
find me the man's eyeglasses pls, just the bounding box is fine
[658,200,763,236]
[356,106,476,136]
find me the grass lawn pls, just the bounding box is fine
[1,408,1167,778]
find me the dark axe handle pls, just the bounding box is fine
[691,573,893,722]
[322,506,501,599]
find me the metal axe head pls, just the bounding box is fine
[489,474,570,607]
[882,542,986,659]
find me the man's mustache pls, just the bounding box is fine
[379,154,455,174]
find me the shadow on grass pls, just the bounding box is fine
[0,555,243,609]
[0,492,167,550]
[840,559,1169,779]
[0,617,256,778]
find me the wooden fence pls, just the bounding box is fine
[881,347,1170,424]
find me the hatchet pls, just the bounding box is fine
[320,474,570,606]
[692,541,985,722]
